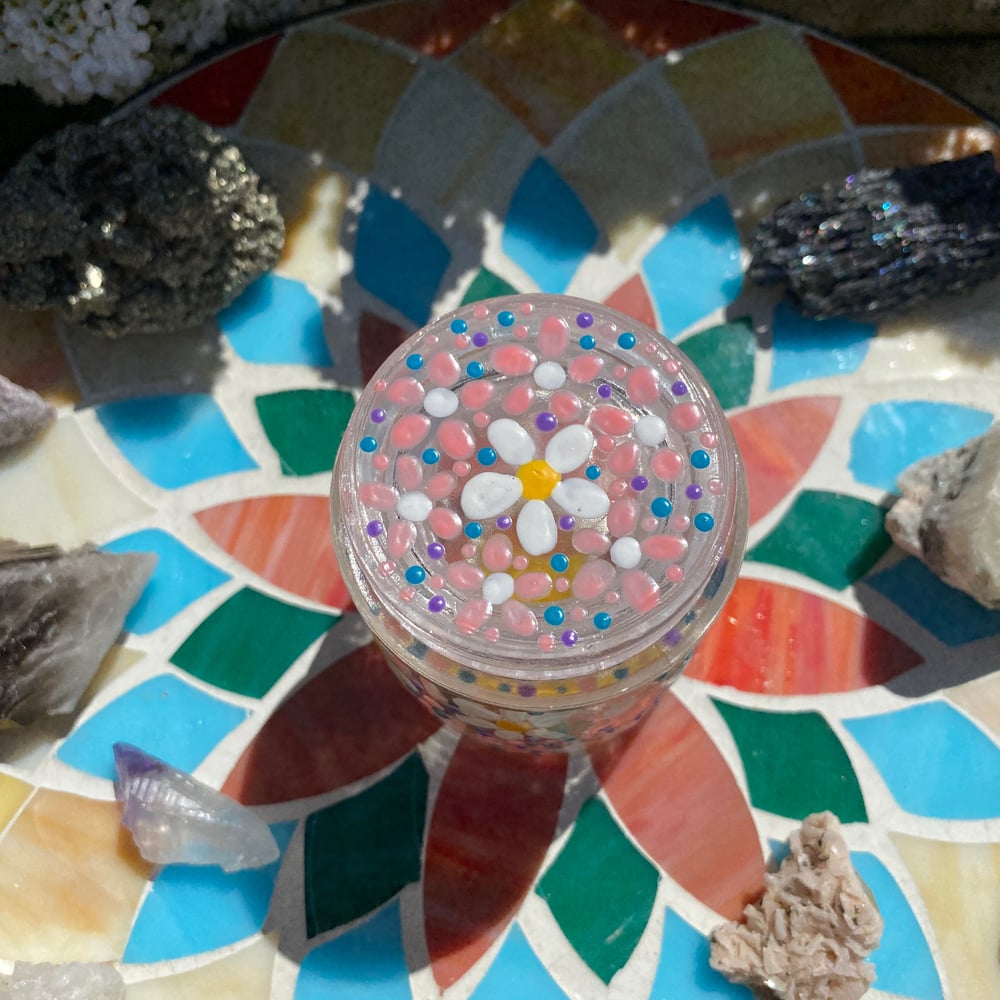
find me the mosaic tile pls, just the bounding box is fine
[255,388,355,477]
[57,673,249,780]
[219,275,331,367]
[536,797,658,984]
[0,773,32,833]
[358,311,411,386]
[152,36,280,126]
[171,587,337,698]
[677,318,755,410]
[949,671,1000,743]
[769,302,874,390]
[354,186,451,325]
[851,852,943,999]
[471,922,569,1000]
[304,754,428,937]
[849,400,994,493]
[425,735,567,989]
[712,700,867,821]
[845,702,1000,820]
[102,528,230,634]
[861,125,1000,170]
[549,71,712,261]
[603,274,657,329]
[222,636,440,805]
[454,0,640,143]
[123,822,293,963]
[502,157,598,293]
[462,267,519,306]
[240,28,417,174]
[746,491,891,590]
[728,396,840,526]
[76,644,145,715]
[591,692,765,920]
[583,0,754,57]
[0,789,152,961]
[642,196,742,337]
[687,578,921,695]
[663,27,843,177]
[296,899,411,1000]
[96,394,257,489]
[0,305,78,404]
[650,910,751,998]
[891,833,1000,1000]
[805,36,981,128]
[195,494,348,610]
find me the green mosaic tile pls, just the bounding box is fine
[304,754,428,937]
[536,797,658,983]
[170,587,337,698]
[713,700,867,822]
[747,491,892,590]
[461,266,519,305]
[677,318,755,410]
[256,388,355,477]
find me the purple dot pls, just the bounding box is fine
[631,475,649,492]
[686,484,703,500]
[518,684,537,698]
[427,542,445,560]
[559,514,576,530]
[428,595,446,612]
[664,628,682,647]
[671,381,688,396]
[496,515,513,530]
[472,331,489,347]
[561,629,578,647]
[535,411,557,432]
[370,408,387,423]
[597,383,613,399]
[576,312,594,328]
[366,520,383,537]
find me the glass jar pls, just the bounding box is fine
[331,294,747,748]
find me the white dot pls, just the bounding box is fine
[636,415,667,447]
[483,573,515,605]
[424,387,459,418]
[610,537,641,569]
[533,361,567,390]
[396,492,433,522]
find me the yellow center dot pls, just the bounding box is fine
[517,459,561,501]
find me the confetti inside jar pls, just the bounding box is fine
[331,295,747,748]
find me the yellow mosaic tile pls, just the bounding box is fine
[240,27,418,175]
[0,773,32,834]
[0,789,152,962]
[664,26,844,177]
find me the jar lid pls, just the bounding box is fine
[334,294,744,683]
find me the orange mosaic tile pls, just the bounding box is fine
[861,125,1000,169]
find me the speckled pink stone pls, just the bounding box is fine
[428,507,463,539]
[609,441,639,476]
[491,343,537,376]
[550,390,583,422]
[360,482,398,510]
[668,401,704,432]
[390,414,431,449]
[572,529,610,554]
[425,472,457,500]
[447,562,485,591]
[456,598,491,634]
[482,534,513,571]
[502,384,534,416]
[572,560,616,600]
[622,569,659,613]
[626,366,659,405]
[501,599,537,636]
[396,455,423,491]
[608,497,640,537]
[515,572,553,600]
[429,352,460,386]
[460,381,494,409]
[568,355,604,382]
[387,377,424,406]
[438,418,475,459]
[591,405,634,436]
[651,448,685,481]
[642,535,688,562]
[538,314,570,357]
[387,520,416,558]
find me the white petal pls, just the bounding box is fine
[397,492,433,522]
[636,415,667,447]
[545,424,594,473]
[460,473,523,519]
[516,500,558,556]
[551,479,610,519]
[482,572,515,605]
[424,387,459,418]
[610,537,641,569]
[487,418,536,466]
[533,361,566,390]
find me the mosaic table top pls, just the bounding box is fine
[2,1,1000,997]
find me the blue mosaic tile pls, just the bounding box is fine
[96,394,257,489]
[354,185,450,325]
[650,910,751,998]
[849,400,993,492]
[642,196,742,338]
[844,701,1000,819]
[102,528,230,635]
[865,556,1000,646]
[502,157,598,294]
[769,302,874,390]
[471,923,568,1000]
[218,274,332,367]
[57,673,249,780]
[296,899,411,1000]
[123,822,295,963]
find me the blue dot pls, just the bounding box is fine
[359,436,378,453]
[550,553,570,573]
[594,612,612,630]
[405,565,426,584]
[422,448,440,464]
[458,669,476,683]
[694,512,715,532]
[406,353,423,370]
[477,447,497,466]
[544,606,565,626]
[580,335,596,350]
[585,465,601,480]
[466,361,485,378]
[613,667,629,680]
[617,332,637,350]
[450,318,468,333]
[691,449,711,469]
[465,521,483,539]
[498,311,515,327]
[651,497,672,518]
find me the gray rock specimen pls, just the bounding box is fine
[886,422,1000,609]
[0,105,284,337]
[0,542,155,725]
[710,812,883,1000]
[0,962,124,1000]
[0,374,54,449]
[113,742,280,872]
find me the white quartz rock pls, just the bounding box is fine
[0,374,54,449]
[1,962,125,999]
[885,422,1000,609]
